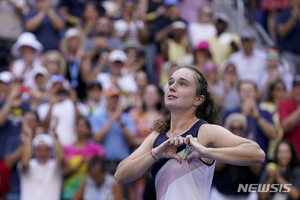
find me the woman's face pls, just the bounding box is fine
[272,82,285,102]
[83,4,99,20]
[46,54,60,75]
[143,85,161,109]
[126,48,138,65]
[21,46,34,55]
[68,36,80,51]
[76,119,90,139]
[229,120,244,137]
[165,68,201,111]
[123,2,134,18]
[199,6,213,23]
[89,165,105,187]
[135,71,149,90]
[277,142,292,167]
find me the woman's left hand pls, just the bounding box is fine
[184,135,207,162]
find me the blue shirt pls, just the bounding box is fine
[89,109,136,161]
[222,107,273,164]
[0,100,30,159]
[59,0,85,17]
[25,10,63,52]
[4,135,21,194]
[276,11,300,54]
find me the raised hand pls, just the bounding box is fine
[152,136,185,163]
[184,135,207,163]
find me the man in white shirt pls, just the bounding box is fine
[18,133,65,200]
[96,50,137,93]
[228,29,267,89]
[37,75,83,146]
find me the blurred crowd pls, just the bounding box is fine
[0,0,300,200]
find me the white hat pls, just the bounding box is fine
[11,32,43,58]
[32,134,54,148]
[171,21,187,30]
[108,50,127,63]
[31,66,49,78]
[0,71,13,84]
[64,28,83,40]
[213,12,230,24]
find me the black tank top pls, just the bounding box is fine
[151,119,208,179]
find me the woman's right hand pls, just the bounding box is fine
[152,136,185,163]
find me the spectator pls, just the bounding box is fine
[137,0,165,83]
[162,61,179,92]
[62,117,106,200]
[130,84,164,146]
[260,80,286,161]
[9,32,43,87]
[126,70,150,110]
[72,156,123,200]
[218,61,240,112]
[202,61,223,108]
[18,133,65,200]
[208,12,240,69]
[0,0,27,71]
[114,1,148,45]
[0,72,13,101]
[86,15,123,60]
[84,80,104,116]
[188,5,216,49]
[58,0,85,27]
[228,28,267,89]
[123,41,146,77]
[193,41,212,73]
[90,88,136,175]
[96,50,138,93]
[25,0,65,52]
[3,111,39,200]
[160,20,192,64]
[60,28,90,101]
[259,139,300,200]
[278,75,300,161]
[276,0,300,75]
[261,0,289,43]
[223,80,277,163]
[211,113,261,200]
[259,46,293,100]
[179,0,211,24]
[77,1,105,38]
[40,50,67,88]
[37,75,82,146]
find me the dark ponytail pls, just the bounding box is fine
[151,66,219,134]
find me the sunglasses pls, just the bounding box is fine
[267,54,280,60]
[229,126,244,131]
[47,60,59,65]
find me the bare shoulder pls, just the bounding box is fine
[198,124,251,148]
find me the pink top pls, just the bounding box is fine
[64,141,106,160]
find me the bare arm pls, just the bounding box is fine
[93,117,117,142]
[186,124,265,165]
[53,134,65,169]
[40,102,54,129]
[25,11,46,31]
[277,12,297,38]
[113,182,123,200]
[256,116,278,139]
[6,0,24,14]
[4,146,22,169]
[154,26,172,43]
[281,106,300,133]
[276,170,300,199]
[71,180,86,200]
[48,8,65,31]
[119,120,136,147]
[20,135,32,173]
[114,132,158,184]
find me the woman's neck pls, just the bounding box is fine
[76,138,87,146]
[169,110,198,136]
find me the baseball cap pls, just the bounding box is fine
[108,50,127,63]
[32,134,54,148]
[0,71,13,84]
[106,88,122,97]
[240,28,256,40]
[197,41,210,51]
[87,79,102,90]
[213,12,230,24]
[163,0,180,6]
